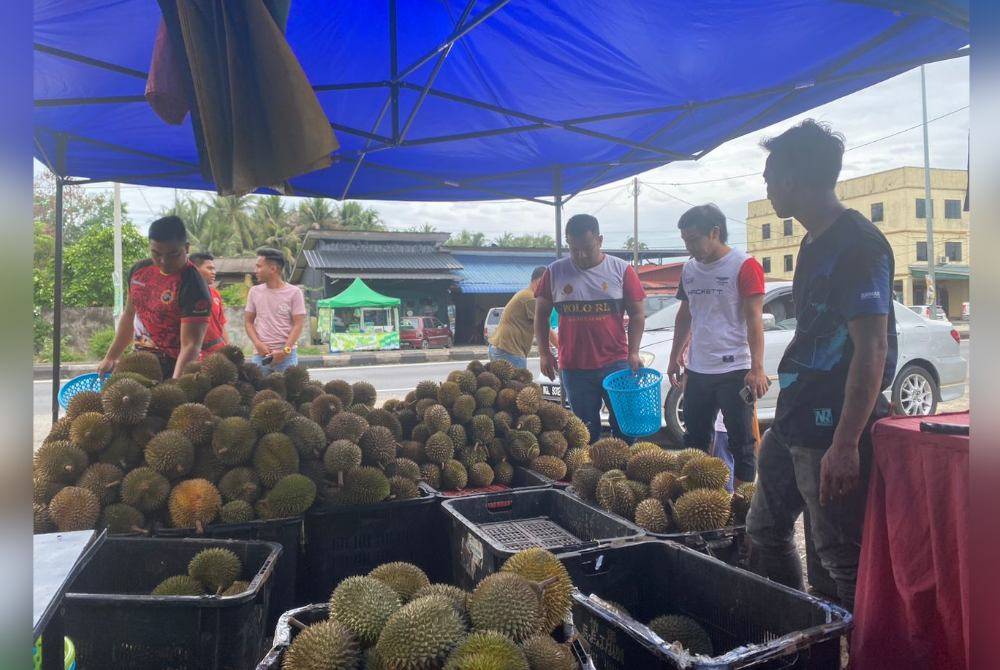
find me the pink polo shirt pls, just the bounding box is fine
[245,283,307,350]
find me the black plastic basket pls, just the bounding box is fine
[63,536,281,670]
[558,540,851,670]
[257,603,596,669]
[441,488,644,590]
[429,465,553,498]
[154,516,303,630]
[299,483,446,602]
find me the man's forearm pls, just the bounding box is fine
[245,318,265,351]
[173,344,200,378]
[835,341,888,445]
[747,318,765,370]
[627,315,645,355]
[285,319,305,349]
[534,302,552,353]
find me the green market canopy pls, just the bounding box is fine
[317,278,402,309]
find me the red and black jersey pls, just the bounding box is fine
[128,259,211,359]
[200,286,228,356]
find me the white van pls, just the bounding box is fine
[483,307,504,342]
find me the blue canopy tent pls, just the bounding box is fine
[33,0,968,418]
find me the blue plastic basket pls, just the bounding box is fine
[602,367,663,437]
[57,373,106,411]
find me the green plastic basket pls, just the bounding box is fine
[32,636,76,670]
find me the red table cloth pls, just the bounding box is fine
[851,411,969,670]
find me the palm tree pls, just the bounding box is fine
[209,195,255,254]
[445,229,487,247]
[164,195,232,255]
[492,232,515,247]
[253,195,300,266]
[338,200,385,231]
[294,197,338,234]
[625,236,649,251]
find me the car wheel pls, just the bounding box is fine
[420,338,430,350]
[892,364,938,416]
[663,386,686,446]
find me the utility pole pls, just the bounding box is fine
[113,182,123,326]
[630,176,640,266]
[920,65,936,306]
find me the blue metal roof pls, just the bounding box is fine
[453,252,555,294]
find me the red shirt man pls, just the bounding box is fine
[190,252,229,356]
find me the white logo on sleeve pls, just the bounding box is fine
[860,290,881,300]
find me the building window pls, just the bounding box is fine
[945,241,962,261]
[762,257,771,274]
[916,241,928,262]
[916,198,928,219]
[783,219,793,236]
[783,254,793,272]
[762,223,771,240]
[945,199,962,219]
[871,202,884,223]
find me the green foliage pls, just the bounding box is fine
[33,309,51,355]
[444,229,487,247]
[88,328,117,360]
[492,232,556,248]
[218,283,248,308]
[625,236,649,251]
[63,222,147,307]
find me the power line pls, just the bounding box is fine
[641,182,748,226]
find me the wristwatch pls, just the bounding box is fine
[283,346,292,354]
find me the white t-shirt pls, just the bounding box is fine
[676,248,765,374]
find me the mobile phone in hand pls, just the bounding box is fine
[739,385,755,404]
[261,354,274,365]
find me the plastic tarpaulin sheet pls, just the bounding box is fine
[34,1,967,201]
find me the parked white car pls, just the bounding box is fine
[483,307,504,343]
[540,282,967,444]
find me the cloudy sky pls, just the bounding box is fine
[58,55,969,251]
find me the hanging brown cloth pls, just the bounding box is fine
[156,0,337,196]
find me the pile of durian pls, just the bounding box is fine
[570,440,756,534]
[282,548,580,670]
[150,546,252,597]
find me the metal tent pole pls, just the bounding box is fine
[553,170,567,407]
[51,174,64,423]
[920,65,937,306]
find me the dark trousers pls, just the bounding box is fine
[561,360,630,444]
[682,369,757,482]
[746,428,870,611]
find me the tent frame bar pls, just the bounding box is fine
[34,42,147,79]
[51,135,67,423]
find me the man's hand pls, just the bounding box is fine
[97,357,117,376]
[744,366,770,400]
[666,357,684,388]
[819,438,860,505]
[539,348,558,381]
[270,348,288,364]
[254,343,270,357]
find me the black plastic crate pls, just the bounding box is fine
[558,540,851,670]
[155,516,303,630]
[300,483,446,602]
[257,603,596,669]
[442,488,644,590]
[63,536,281,670]
[429,465,553,498]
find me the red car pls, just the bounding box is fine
[400,316,453,349]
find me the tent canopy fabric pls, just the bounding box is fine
[317,277,401,309]
[34,0,967,202]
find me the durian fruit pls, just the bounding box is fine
[258,474,318,519]
[563,416,590,450]
[415,380,440,401]
[281,619,360,670]
[129,415,165,449]
[570,466,602,501]
[469,462,495,488]
[494,460,514,486]
[44,416,74,443]
[219,467,262,504]
[521,635,575,670]
[501,548,574,633]
[65,391,104,420]
[33,440,88,483]
[650,471,683,504]
[515,387,541,415]
[70,411,114,454]
[648,614,714,656]
[325,412,368,444]
[144,430,195,479]
[167,403,216,447]
[634,498,670,533]
[121,467,170,512]
[193,449,230,484]
[99,503,145,534]
[513,368,534,384]
[493,411,514,437]
[152,575,204,596]
[222,580,250,597]
[283,364,310,400]
[449,424,469,452]
[343,466,390,505]
[77,462,123,506]
[516,414,542,436]
[626,449,675,484]
[470,414,496,446]
[596,470,637,517]
[425,431,455,465]
[507,431,539,465]
[250,398,293,435]
[34,503,53,533]
[148,383,188,419]
[324,379,354,407]
[486,437,507,464]
[176,372,212,402]
[424,404,452,433]
[188,547,242,593]
[350,402,373,420]
[220,500,255,524]
[283,416,327,459]
[419,463,442,489]
[203,385,242,418]
[352,381,378,407]
[627,480,650,501]
[539,431,568,459]
[496,388,518,413]
[241,362,264,386]
[33,476,64,506]
[537,402,569,432]
[324,440,363,484]
[253,433,300,487]
[260,372,288,399]
[383,398,403,412]
[389,475,420,501]
[475,371,502,392]
[367,408,403,441]
[530,455,567,482]
[386,457,421,482]
[486,359,516,383]
[167,478,222,528]
[673,488,732,532]
[309,394,343,427]
[442,459,469,490]
[466,360,486,377]
[328,575,402,647]
[200,352,239,387]
[116,350,165,383]
[48,486,100,531]
[438,381,461,407]
[673,448,709,470]
[413,583,469,620]
[452,395,476,423]
[297,382,324,405]
[373,595,465,670]
[564,447,591,478]
[218,344,246,367]
[100,379,152,425]
[630,440,661,456]
[411,422,432,444]
[589,437,630,472]
[415,398,437,420]
[731,482,757,524]
[680,456,731,492]
[445,631,529,670]
[397,409,419,440]
[253,389,284,406]
[369,561,431,602]
[469,572,544,642]
[212,416,257,465]
[475,387,497,411]
[452,369,479,395]
[359,426,398,467]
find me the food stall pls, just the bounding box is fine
[316,278,401,353]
